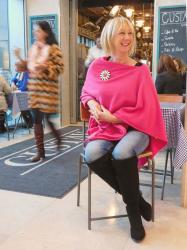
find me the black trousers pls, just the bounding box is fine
[21,110,33,128]
[0,112,6,132]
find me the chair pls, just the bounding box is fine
[12,113,31,139]
[77,103,155,230]
[158,94,183,199]
[158,94,183,103]
[0,110,10,140]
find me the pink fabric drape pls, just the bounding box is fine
[81,57,167,165]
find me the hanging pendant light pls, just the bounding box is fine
[143,3,152,33]
[136,19,144,28]
[109,5,121,17]
[135,3,144,28]
[124,8,134,18]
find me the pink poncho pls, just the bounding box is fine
[81,57,167,161]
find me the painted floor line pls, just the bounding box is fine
[20,143,82,176]
[0,129,80,160]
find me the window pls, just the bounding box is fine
[0,0,25,83]
[0,0,9,69]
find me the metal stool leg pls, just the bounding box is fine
[151,158,155,222]
[170,149,174,184]
[161,149,170,200]
[77,118,87,207]
[77,154,83,206]
[88,167,91,230]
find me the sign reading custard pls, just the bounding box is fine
[158,5,187,63]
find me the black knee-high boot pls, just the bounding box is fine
[87,154,152,222]
[139,192,152,222]
[87,153,120,193]
[112,156,145,242]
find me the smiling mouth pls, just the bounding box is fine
[121,43,130,47]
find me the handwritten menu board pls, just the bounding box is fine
[158,6,187,63]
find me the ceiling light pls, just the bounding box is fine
[135,20,144,28]
[82,22,100,32]
[143,26,151,33]
[124,8,134,18]
[109,5,120,17]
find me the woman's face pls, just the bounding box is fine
[112,25,134,56]
[33,25,47,42]
[15,63,21,72]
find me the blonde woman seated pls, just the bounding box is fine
[81,17,167,242]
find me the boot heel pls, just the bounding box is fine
[126,206,145,242]
[31,155,45,162]
[139,195,152,221]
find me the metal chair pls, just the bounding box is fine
[77,103,155,230]
[12,113,31,139]
[158,94,183,103]
[158,94,183,199]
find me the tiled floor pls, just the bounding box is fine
[0,125,187,250]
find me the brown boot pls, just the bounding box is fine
[47,119,61,151]
[31,123,45,162]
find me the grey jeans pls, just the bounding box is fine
[84,130,149,163]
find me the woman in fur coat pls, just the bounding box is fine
[15,21,64,162]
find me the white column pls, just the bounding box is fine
[59,0,71,125]
[69,0,78,123]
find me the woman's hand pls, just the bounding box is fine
[87,100,101,122]
[88,103,122,124]
[14,48,22,60]
[95,105,122,123]
[11,83,17,91]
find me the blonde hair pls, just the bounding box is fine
[173,57,187,75]
[100,16,136,56]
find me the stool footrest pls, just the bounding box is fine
[91,214,128,221]
[140,182,162,189]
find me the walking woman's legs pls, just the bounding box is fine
[21,110,33,128]
[45,113,61,150]
[31,109,45,162]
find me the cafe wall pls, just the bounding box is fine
[8,0,25,75]
[152,0,186,79]
[26,0,59,16]
[26,0,60,46]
